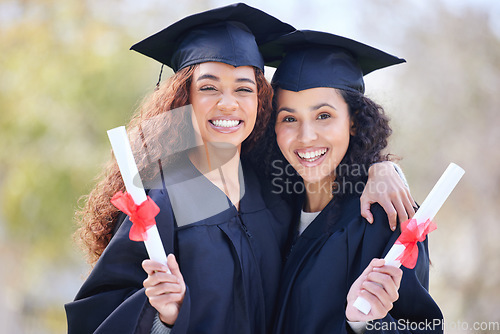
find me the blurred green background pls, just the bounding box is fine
[1,0,498,333]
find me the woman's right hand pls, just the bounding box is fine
[345,258,402,322]
[142,254,186,326]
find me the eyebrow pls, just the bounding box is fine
[311,103,337,111]
[196,74,256,85]
[276,107,295,114]
[236,78,256,85]
[197,74,219,82]
[277,103,337,114]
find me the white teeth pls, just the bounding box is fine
[212,119,240,128]
[297,149,327,161]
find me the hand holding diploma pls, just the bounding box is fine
[107,126,169,270]
[143,254,186,326]
[353,163,465,315]
[346,258,403,323]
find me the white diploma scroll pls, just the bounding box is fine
[107,126,169,268]
[353,163,465,315]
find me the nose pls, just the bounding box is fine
[297,121,318,144]
[217,93,238,113]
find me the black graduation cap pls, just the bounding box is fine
[261,30,405,93]
[130,3,295,72]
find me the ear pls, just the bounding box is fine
[350,120,356,136]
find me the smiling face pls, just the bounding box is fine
[189,62,258,150]
[274,87,353,185]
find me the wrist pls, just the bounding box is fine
[152,312,173,334]
[368,161,390,176]
[347,319,368,334]
[159,315,174,328]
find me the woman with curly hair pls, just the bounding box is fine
[257,30,444,334]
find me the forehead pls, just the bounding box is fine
[276,87,344,106]
[194,62,256,80]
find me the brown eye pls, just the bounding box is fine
[200,86,217,91]
[282,116,296,123]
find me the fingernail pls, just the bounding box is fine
[391,225,396,231]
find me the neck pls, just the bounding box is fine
[303,178,334,213]
[189,142,242,208]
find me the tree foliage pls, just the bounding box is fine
[0,0,155,260]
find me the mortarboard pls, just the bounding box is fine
[130,3,295,72]
[261,30,405,93]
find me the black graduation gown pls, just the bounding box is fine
[273,195,443,334]
[65,156,291,334]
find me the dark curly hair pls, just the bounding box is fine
[248,87,394,202]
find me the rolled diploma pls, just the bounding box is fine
[353,163,465,315]
[107,126,169,268]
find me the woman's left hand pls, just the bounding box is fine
[142,254,186,326]
[345,258,403,322]
[361,161,416,231]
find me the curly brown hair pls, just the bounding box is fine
[333,89,394,194]
[248,87,393,201]
[75,65,273,265]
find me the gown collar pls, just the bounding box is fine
[162,152,267,221]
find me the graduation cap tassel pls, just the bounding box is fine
[155,64,165,90]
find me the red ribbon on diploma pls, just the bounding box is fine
[110,191,160,242]
[396,218,437,269]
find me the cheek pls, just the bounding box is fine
[342,120,352,147]
[275,126,294,155]
[329,127,351,155]
[246,96,259,122]
[191,109,206,129]
[190,96,213,123]
[191,94,209,109]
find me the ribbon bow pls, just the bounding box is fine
[110,191,160,242]
[396,218,437,269]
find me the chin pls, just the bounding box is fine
[208,141,240,150]
[296,170,331,185]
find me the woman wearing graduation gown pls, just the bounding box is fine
[65,4,417,334]
[257,30,444,333]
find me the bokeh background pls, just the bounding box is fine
[1,0,499,333]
